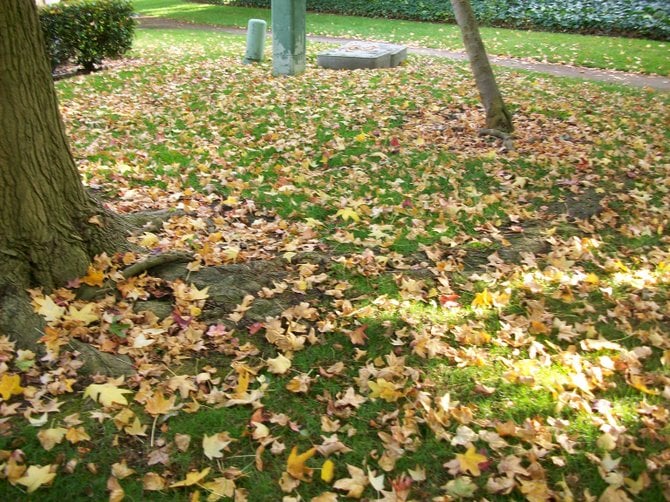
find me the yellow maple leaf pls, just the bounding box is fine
[65,303,99,325]
[335,207,360,222]
[321,459,335,483]
[169,467,211,488]
[37,427,67,451]
[124,417,148,436]
[82,265,105,287]
[65,426,91,444]
[287,446,317,480]
[368,378,403,403]
[471,289,493,308]
[354,132,367,142]
[455,445,487,476]
[144,390,177,415]
[84,383,132,407]
[0,373,24,401]
[15,464,56,493]
[34,295,65,322]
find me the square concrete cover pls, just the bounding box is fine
[318,41,408,70]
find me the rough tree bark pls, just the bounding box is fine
[0,0,131,374]
[451,0,513,133]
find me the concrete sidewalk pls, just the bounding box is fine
[137,16,670,92]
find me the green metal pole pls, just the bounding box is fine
[271,0,306,76]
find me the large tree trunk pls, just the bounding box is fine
[451,0,513,132]
[0,1,131,373]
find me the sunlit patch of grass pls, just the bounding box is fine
[133,0,670,74]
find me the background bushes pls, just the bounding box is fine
[39,0,136,71]
[225,0,670,40]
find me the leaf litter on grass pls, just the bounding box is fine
[0,31,669,500]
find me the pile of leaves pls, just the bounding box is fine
[0,32,668,500]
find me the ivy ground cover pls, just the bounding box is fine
[0,30,669,500]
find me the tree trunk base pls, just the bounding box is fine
[0,283,134,376]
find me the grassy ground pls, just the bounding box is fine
[133,0,670,75]
[0,29,669,500]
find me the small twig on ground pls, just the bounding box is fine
[478,128,515,151]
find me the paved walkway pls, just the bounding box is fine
[138,17,670,92]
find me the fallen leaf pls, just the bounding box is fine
[267,353,292,374]
[203,432,235,460]
[321,459,335,483]
[170,467,211,488]
[37,427,67,451]
[368,378,403,402]
[455,445,487,476]
[287,446,317,481]
[84,383,132,407]
[0,373,24,401]
[15,464,56,493]
[333,464,368,498]
[143,472,166,491]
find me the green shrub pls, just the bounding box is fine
[39,0,136,71]
[223,0,670,40]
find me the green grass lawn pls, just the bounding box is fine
[133,0,670,75]
[0,28,668,500]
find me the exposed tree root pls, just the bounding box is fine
[124,208,185,234]
[122,251,193,279]
[478,128,515,151]
[0,284,133,376]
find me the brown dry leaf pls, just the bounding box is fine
[143,472,167,491]
[37,427,67,451]
[279,471,301,493]
[111,460,135,479]
[286,374,311,393]
[311,493,339,502]
[333,464,368,498]
[107,475,125,502]
[348,324,368,345]
[175,433,192,452]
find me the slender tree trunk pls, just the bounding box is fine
[0,1,131,375]
[451,0,513,132]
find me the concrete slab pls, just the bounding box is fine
[318,41,407,70]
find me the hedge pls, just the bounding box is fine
[39,0,136,71]
[223,0,670,40]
